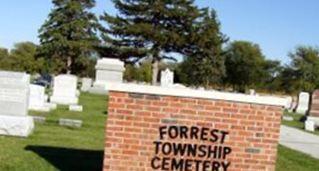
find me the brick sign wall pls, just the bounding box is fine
[103,86,284,171]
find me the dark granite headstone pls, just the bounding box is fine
[309,90,319,117]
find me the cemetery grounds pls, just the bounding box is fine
[0,93,319,171]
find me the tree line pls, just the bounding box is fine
[0,0,317,94]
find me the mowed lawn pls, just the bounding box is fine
[0,93,319,171]
[0,93,107,171]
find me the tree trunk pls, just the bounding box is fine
[152,59,159,85]
[67,56,72,74]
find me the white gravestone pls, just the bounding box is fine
[29,84,51,112]
[50,74,79,105]
[305,120,315,132]
[69,105,83,112]
[285,96,293,109]
[0,71,34,137]
[249,89,256,96]
[160,68,174,87]
[81,78,92,92]
[46,103,57,110]
[90,58,125,94]
[296,92,310,115]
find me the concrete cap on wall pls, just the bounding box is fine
[106,83,287,107]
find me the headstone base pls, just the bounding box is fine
[59,118,82,127]
[305,120,315,132]
[29,105,51,112]
[45,103,57,110]
[69,105,83,112]
[288,108,294,113]
[89,83,109,95]
[283,116,294,121]
[0,115,34,137]
[33,116,46,124]
[295,108,307,115]
[307,116,319,126]
[50,96,78,105]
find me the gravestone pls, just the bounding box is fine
[89,58,125,94]
[33,116,46,124]
[81,78,92,92]
[69,105,83,112]
[309,90,319,117]
[28,84,51,112]
[249,89,256,96]
[59,118,82,128]
[160,68,174,87]
[295,92,310,115]
[283,116,294,121]
[307,90,319,126]
[103,83,286,170]
[0,71,34,137]
[285,96,293,109]
[46,103,57,110]
[305,120,315,132]
[50,74,79,105]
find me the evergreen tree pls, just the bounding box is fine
[38,0,99,74]
[99,0,201,84]
[179,9,227,88]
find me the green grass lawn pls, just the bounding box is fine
[0,93,319,170]
[0,93,107,171]
[282,111,319,135]
[277,145,319,171]
[282,111,305,129]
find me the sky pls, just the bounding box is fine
[1,0,319,64]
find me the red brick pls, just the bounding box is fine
[103,90,283,171]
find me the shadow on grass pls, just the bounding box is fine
[25,145,104,171]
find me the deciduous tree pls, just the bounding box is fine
[225,41,266,92]
[10,42,44,73]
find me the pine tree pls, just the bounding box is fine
[178,9,227,88]
[99,0,201,84]
[38,0,99,74]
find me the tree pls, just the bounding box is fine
[124,59,152,83]
[0,48,12,70]
[224,41,266,92]
[281,46,319,92]
[178,9,227,88]
[259,59,282,92]
[37,0,99,75]
[10,42,44,73]
[99,0,201,85]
